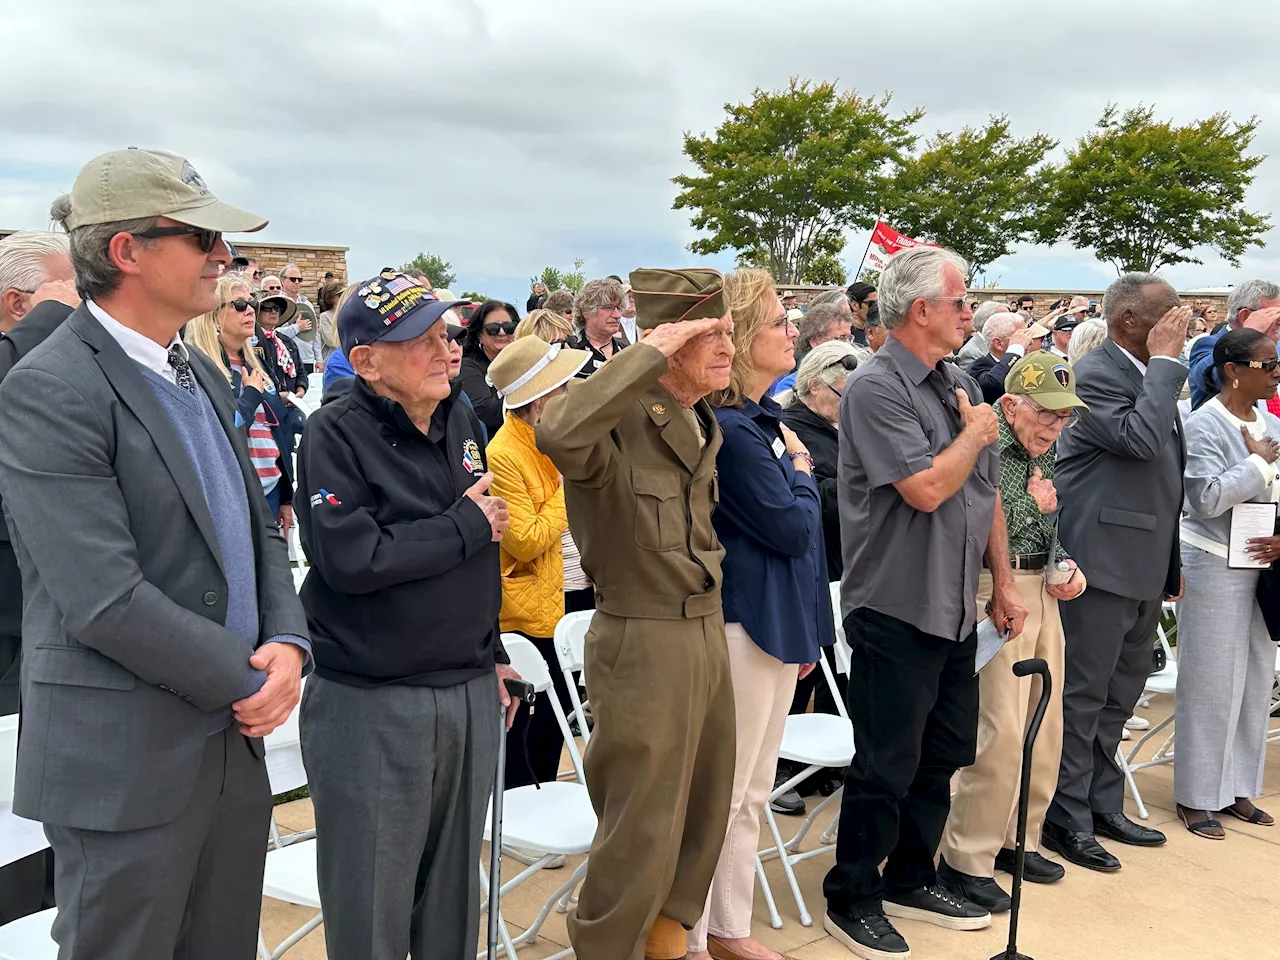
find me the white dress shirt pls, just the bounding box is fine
[87,300,189,386]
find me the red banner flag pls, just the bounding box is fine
[865,220,938,270]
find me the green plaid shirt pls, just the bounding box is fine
[997,407,1068,560]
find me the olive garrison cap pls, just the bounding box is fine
[628,268,727,330]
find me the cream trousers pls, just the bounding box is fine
[940,569,1065,877]
[688,623,798,952]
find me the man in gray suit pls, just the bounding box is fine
[1042,273,1192,872]
[0,148,311,960]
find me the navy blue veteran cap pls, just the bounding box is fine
[338,268,465,355]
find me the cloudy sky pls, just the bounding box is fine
[4,0,1280,306]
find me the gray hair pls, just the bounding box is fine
[795,302,848,362]
[281,262,303,279]
[49,194,155,302]
[808,288,850,309]
[573,277,626,328]
[794,339,858,403]
[1101,272,1171,326]
[972,300,1004,332]
[878,246,969,330]
[984,312,1021,344]
[0,230,70,295]
[1226,279,1280,326]
[1068,317,1107,365]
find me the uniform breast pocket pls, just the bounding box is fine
[632,466,685,552]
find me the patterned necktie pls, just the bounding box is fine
[167,343,196,395]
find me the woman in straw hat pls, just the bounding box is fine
[485,335,592,793]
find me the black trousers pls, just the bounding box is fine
[824,608,979,916]
[505,633,577,788]
[1046,587,1163,832]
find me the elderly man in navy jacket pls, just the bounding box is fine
[296,272,518,960]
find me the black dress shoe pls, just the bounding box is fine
[770,769,806,816]
[1041,820,1121,873]
[937,858,1010,913]
[1093,812,1167,847]
[995,848,1065,884]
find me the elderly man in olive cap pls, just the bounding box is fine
[938,351,1088,913]
[537,268,737,960]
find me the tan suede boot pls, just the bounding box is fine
[644,916,687,960]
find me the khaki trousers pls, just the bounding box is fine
[941,569,1065,878]
[688,624,798,953]
[568,611,736,960]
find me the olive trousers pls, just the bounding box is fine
[567,610,736,960]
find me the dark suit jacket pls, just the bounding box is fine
[0,305,308,831]
[0,301,75,713]
[1054,339,1188,601]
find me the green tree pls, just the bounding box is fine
[673,79,921,284]
[533,258,586,295]
[802,248,847,286]
[401,252,456,289]
[459,291,489,302]
[1043,104,1270,274]
[890,116,1058,281]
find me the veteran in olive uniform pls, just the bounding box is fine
[537,268,738,960]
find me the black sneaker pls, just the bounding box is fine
[770,768,806,816]
[936,858,1011,913]
[996,848,1065,884]
[883,885,991,931]
[823,909,910,959]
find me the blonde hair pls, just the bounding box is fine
[516,308,575,342]
[709,268,780,409]
[184,274,270,382]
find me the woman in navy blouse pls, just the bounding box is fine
[685,269,834,960]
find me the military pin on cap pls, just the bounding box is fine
[652,403,666,415]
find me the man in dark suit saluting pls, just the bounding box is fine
[1043,274,1191,872]
[0,148,311,960]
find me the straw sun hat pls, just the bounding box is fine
[487,335,591,411]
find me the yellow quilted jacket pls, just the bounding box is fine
[487,413,569,638]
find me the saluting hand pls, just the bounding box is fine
[464,472,510,541]
[1147,306,1194,359]
[640,316,726,358]
[1240,306,1280,341]
[29,278,81,309]
[1026,466,1057,514]
[956,389,998,447]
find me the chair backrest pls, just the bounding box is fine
[829,581,851,675]
[553,611,592,674]
[553,611,593,743]
[0,715,17,805]
[501,634,586,783]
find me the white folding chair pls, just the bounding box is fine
[0,716,57,959]
[479,635,597,960]
[755,583,854,929]
[553,611,594,747]
[1268,647,1280,744]
[1118,613,1179,820]
[265,677,312,848]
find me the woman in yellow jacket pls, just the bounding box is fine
[487,335,592,789]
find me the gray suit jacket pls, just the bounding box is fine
[0,306,308,832]
[1055,338,1188,601]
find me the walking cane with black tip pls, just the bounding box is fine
[488,677,537,959]
[992,656,1053,960]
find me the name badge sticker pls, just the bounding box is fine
[771,436,786,459]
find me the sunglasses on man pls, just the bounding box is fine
[131,225,222,253]
[283,276,302,284]
[483,321,519,336]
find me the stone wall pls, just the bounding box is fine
[0,229,349,298]
[779,283,1230,320]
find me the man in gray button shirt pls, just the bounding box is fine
[822,247,1028,960]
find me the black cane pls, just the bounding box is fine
[991,657,1052,960]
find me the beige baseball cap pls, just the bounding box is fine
[62,148,267,233]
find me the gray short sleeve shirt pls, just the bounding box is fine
[838,335,999,641]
